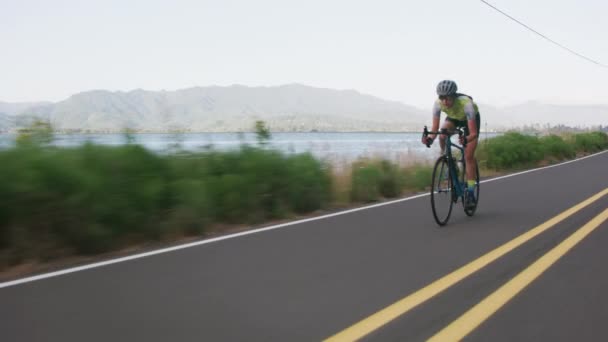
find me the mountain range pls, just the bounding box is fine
[1,84,606,132]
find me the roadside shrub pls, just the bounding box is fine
[164,156,211,236]
[351,162,381,202]
[350,159,404,202]
[284,153,332,213]
[164,178,210,236]
[66,223,114,255]
[378,160,404,198]
[0,151,16,251]
[172,147,331,224]
[403,164,433,191]
[573,132,608,153]
[0,143,173,260]
[477,132,543,169]
[540,134,575,160]
[74,144,171,241]
[199,147,287,223]
[0,146,85,258]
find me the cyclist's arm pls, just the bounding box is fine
[430,101,441,140]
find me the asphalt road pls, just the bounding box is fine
[2,151,607,342]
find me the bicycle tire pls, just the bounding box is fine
[430,156,453,226]
[464,158,480,216]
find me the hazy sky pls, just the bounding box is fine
[2,0,607,108]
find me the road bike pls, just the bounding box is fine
[422,126,480,226]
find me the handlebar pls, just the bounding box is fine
[422,126,467,148]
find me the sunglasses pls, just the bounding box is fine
[438,95,453,100]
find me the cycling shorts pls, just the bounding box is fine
[445,113,481,137]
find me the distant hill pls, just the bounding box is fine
[480,102,608,130]
[0,101,51,116]
[1,85,607,132]
[1,85,427,132]
[0,101,52,131]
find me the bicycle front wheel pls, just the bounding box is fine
[430,156,453,226]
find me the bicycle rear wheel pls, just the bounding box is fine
[464,158,480,216]
[430,156,453,226]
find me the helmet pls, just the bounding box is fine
[436,80,458,96]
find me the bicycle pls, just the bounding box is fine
[422,126,480,226]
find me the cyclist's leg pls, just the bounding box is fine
[464,113,480,180]
[465,135,477,181]
[439,119,456,154]
[464,114,480,205]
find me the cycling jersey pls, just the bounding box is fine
[432,95,479,121]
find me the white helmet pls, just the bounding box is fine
[436,80,458,96]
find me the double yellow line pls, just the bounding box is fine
[325,188,608,342]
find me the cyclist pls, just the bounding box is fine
[421,80,481,208]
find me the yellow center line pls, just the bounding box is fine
[324,188,608,342]
[429,208,608,342]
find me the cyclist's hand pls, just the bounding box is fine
[422,136,433,147]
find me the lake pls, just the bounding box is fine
[0,132,500,166]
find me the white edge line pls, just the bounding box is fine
[2,150,606,289]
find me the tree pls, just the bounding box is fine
[16,120,54,146]
[122,127,137,144]
[255,120,271,146]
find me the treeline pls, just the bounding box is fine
[0,129,607,271]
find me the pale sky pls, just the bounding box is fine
[2,0,607,108]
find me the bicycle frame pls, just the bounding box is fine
[423,126,467,199]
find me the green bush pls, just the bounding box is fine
[0,146,86,259]
[540,135,576,160]
[66,223,114,255]
[378,160,404,198]
[351,163,381,202]
[74,144,172,241]
[477,132,544,170]
[477,131,608,171]
[167,147,332,224]
[198,147,289,223]
[285,153,332,213]
[572,132,608,153]
[0,144,172,258]
[0,143,334,266]
[165,174,210,236]
[350,159,404,202]
[403,164,433,191]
